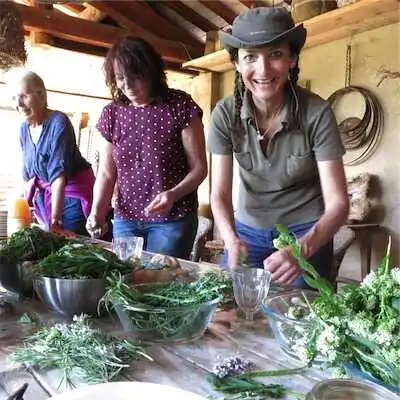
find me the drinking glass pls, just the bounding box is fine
[231,267,272,321]
[113,236,144,261]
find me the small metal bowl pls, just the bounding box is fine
[33,276,106,317]
[0,261,34,297]
[305,379,399,400]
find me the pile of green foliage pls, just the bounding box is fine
[104,271,232,339]
[274,225,400,389]
[32,243,132,279]
[0,226,69,265]
[12,314,151,386]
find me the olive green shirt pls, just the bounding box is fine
[207,85,345,229]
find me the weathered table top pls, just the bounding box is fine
[0,295,330,400]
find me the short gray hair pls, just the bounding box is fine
[20,71,47,107]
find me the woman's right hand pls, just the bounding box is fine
[86,214,106,239]
[226,238,248,269]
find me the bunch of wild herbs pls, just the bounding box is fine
[208,364,306,399]
[11,314,151,387]
[32,243,131,279]
[274,225,400,388]
[0,226,69,265]
[103,272,231,339]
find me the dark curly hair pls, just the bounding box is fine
[103,36,169,103]
[228,43,301,128]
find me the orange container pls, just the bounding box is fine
[8,198,31,226]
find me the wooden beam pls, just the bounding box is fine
[60,3,86,13]
[93,1,202,47]
[49,38,199,77]
[198,0,238,25]
[14,3,199,63]
[90,2,202,55]
[165,1,219,32]
[183,0,399,72]
[25,0,52,10]
[75,4,106,22]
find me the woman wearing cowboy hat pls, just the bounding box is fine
[208,7,349,288]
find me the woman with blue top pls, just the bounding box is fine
[15,71,95,235]
[208,8,349,288]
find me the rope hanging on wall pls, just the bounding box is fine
[0,1,27,70]
[327,45,384,166]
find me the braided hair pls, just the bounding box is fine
[288,42,301,89]
[227,48,245,130]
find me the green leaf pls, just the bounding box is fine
[391,298,400,313]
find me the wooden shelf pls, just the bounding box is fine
[182,0,399,73]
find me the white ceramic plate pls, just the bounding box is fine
[51,382,208,400]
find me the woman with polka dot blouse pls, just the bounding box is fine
[86,37,207,259]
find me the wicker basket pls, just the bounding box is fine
[291,0,337,23]
[0,1,27,70]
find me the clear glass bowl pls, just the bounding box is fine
[113,283,221,343]
[261,290,320,361]
[305,379,399,400]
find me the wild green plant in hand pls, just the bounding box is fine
[11,314,151,387]
[273,224,334,295]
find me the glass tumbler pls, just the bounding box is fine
[113,236,144,261]
[231,267,272,321]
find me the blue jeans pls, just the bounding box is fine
[113,213,198,260]
[62,197,88,236]
[36,191,88,235]
[222,220,333,289]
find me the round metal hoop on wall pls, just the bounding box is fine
[327,86,384,166]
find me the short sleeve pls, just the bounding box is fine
[310,104,345,162]
[176,92,203,130]
[96,104,115,143]
[207,101,234,155]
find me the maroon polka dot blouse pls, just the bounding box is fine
[96,89,203,222]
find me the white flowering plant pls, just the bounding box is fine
[274,225,400,389]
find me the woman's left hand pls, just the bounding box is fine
[145,191,175,215]
[263,248,301,286]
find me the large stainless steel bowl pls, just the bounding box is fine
[33,276,106,316]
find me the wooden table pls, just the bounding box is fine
[0,297,330,400]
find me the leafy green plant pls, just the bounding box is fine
[208,366,306,399]
[273,225,400,388]
[103,272,231,339]
[273,224,333,295]
[12,314,151,387]
[0,226,69,265]
[31,243,131,279]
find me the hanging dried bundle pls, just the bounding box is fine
[0,1,27,70]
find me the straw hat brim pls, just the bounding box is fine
[219,24,307,52]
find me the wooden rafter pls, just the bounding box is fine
[92,1,202,47]
[50,37,198,76]
[165,1,219,32]
[15,3,198,63]
[198,0,238,25]
[61,3,86,13]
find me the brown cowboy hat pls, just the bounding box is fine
[219,7,307,53]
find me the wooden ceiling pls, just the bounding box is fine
[12,0,289,73]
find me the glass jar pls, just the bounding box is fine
[7,197,31,236]
[306,379,399,400]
